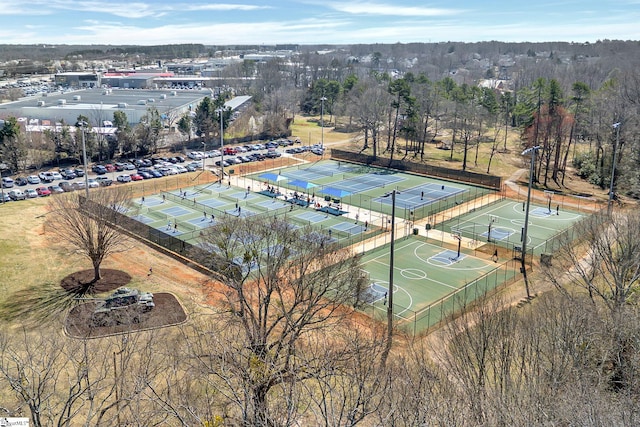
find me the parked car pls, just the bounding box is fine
[47,185,64,194]
[130,173,144,181]
[174,155,185,163]
[51,172,63,180]
[187,151,203,160]
[92,165,107,175]
[61,169,77,179]
[8,189,26,200]
[15,177,28,186]
[86,179,100,188]
[27,175,41,184]
[175,165,188,173]
[59,181,74,192]
[249,152,266,161]
[1,193,10,203]
[187,162,202,170]
[35,186,52,196]
[2,177,15,188]
[215,160,230,167]
[117,174,132,183]
[24,188,38,198]
[96,177,113,186]
[265,149,282,158]
[38,172,54,183]
[72,182,86,191]
[74,168,85,177]
[137,170,153,179]
[148,169,163,178]
[223,147,238,155]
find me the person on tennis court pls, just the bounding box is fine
[421,191,424,200]
[210,213,215,223]
[556,204,560,215]
[492,248,498,263]
[162,194,166,203]
[202,211,207,221]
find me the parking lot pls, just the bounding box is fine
[0,139,325,203]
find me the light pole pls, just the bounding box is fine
[520,145,540,300]
[202,140,206,173]
[609,122,621,215]
[76,121,90,199]
[217,107,225,184]
[320,96,327,149]
[382,190,399,345]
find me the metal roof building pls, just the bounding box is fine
[0,87,211,125]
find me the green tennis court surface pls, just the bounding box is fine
[125,181,378,247]
[439,199,586,255]
[359,236,518,334]
[250,160,494,220]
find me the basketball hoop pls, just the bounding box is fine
[544,190,554,213]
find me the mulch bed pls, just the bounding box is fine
[60,269,132,294]
[65,293,187,339]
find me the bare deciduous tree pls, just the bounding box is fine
[47,187,133,291]
[189,215,366,426]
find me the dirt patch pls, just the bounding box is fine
[64,292,187,339]
[60,268,132,294]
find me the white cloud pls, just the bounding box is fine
[324,1,463,17]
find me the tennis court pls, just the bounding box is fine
[125,180,380,248]
[250,160,494,221]
[440,198,586,255]
[359,236,517,334]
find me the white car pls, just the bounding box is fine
[8,189,26,200]
[27,175,40,184]
[116,174,132,183]
[24,188,38,198]
[51,172,63,180]
[87,178,100,188]
[187,151,203,160]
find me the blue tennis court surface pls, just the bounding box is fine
[161,206,191,217]
[131,214,153,224]
[333,173,405,194]
[295,211,330,223]
[199,198,226,208]
[256,199,289,210]
[187,217,215,228]
[143,198,164,207]
[332,222,366,235]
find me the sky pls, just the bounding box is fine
[1,0,639,46]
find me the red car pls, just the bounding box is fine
[223,147,237,155]
[35,186,52,196]
[130,173,144,181]
[105,164,116,172]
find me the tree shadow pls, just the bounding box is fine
[0,269,131,327]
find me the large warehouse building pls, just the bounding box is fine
[0,87,212,126]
